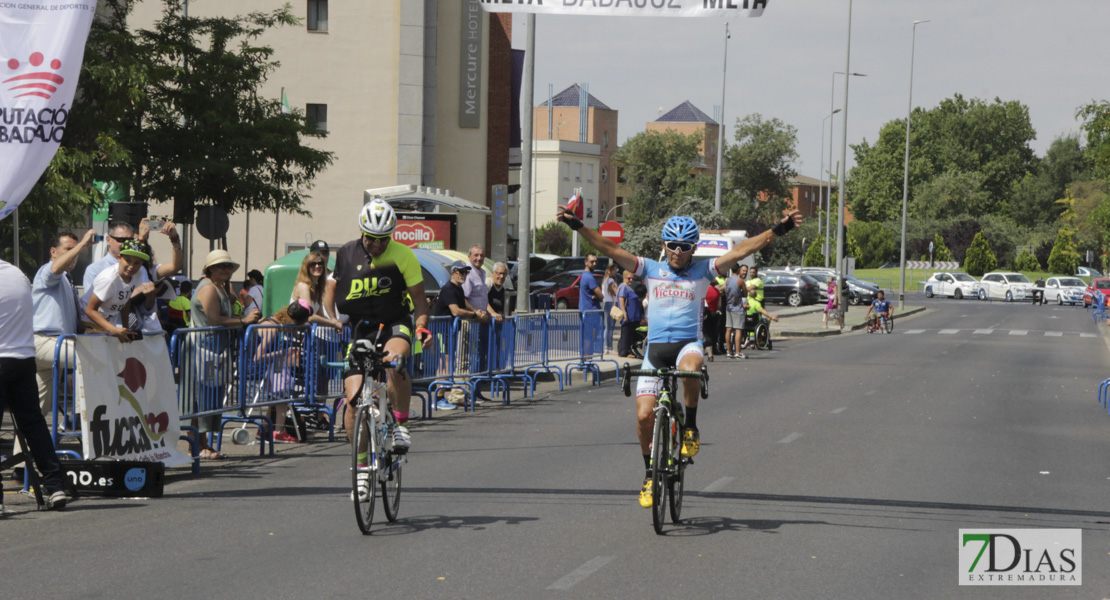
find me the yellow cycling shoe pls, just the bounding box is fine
[681,429,700,458]
[638,477,653,508]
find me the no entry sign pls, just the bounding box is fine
[599,220,625,245]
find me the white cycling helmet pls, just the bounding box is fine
[359,197,397,236]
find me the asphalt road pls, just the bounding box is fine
[4,299,1110,599]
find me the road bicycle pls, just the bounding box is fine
[347,323,406,534]
[621,363,709,534]
[866,313,894,334]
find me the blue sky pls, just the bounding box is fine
[512,0,1109,183]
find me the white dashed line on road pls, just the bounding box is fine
[701,477,735,494]
[1082,333,1097,338]
[1009,330,1028,335]
[973,329,993,334]
[547,556,616,590]
[1044,331,1063,337]
[830,407,849,414]
[939,329,960,335]
[903,329,925,334]
[778,432,803,444]
[865,390,877,396]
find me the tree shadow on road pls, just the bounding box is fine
[363,514,540,536]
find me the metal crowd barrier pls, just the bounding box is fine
[412,315,457,416]
[228,323,313,450]
[49,333,81,452]
[507,312,552,395]
[544,310,581,386]
[306,324,348,440]
[475,318,514,405]
[573,309,615,386]
[170,326,247,460]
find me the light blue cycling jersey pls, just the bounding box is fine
[633,256,723,345]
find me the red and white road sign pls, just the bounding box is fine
[599,220,624,244]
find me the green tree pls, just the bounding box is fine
[1014,248,1040,271]
[964,231,998,276]
[613,129,704,228]
[535,221,570,256]
[725,114,798,206]
[847,221,897,268]
[933,233,953,261]
[846,234,863,265]
[1009,134,1090,227]
[847,94,1037,222]
[911,170,992,221]
[803,235,825,266]
[1046,228,1080,275]
[1078,100,1110,181]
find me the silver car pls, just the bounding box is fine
[924,272,979,299]
[1042,276,1085,306]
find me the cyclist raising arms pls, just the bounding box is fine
[556,207,802,508]
[330,198,432,454]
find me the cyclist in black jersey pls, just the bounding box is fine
[326,198,432,454]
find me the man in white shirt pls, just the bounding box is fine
[0,259,70,509]
[461,245,493,373]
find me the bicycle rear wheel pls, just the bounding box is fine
[380,412,403,522]
[352,406,377,534]
[650,409,669,535]
[884,316,894,334]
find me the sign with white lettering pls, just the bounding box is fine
[395,213,456,250]
[459,0,484,128]
[479,0,767,18]
[75,334,190,467]
[0,1,97,221]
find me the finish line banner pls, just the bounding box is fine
[479,0,767,18]
[75,334,191,467]
[0,1,97,222]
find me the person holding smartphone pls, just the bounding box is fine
[81,239,156,343]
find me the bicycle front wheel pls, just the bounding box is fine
[380,413,403,522]
[884,316,894,334]
[650,409,670,535]
[352,406,378,534]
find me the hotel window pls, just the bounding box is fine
[562,161,569,181]
[575,163,582,182]
[307,0,328,32]
[586,164,594,183]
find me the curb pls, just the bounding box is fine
[777,305,928,338]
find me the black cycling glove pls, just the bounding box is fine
[771,217,796,237]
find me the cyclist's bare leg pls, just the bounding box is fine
[342,374,363,444]
[382,336,412,419]
[636,394,658,454]
[678,352,703,410]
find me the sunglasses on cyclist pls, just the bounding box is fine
[664,241,695,253]
[362,233,391,242]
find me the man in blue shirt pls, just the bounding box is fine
[32,230,96,416]
[578,253,603,311]
[865,290,893,333]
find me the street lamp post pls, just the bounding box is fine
[828,70,865,269]
[714,22,730,213]
[834,0,857,315]
[820,108,840,267]
[898,19,929,310]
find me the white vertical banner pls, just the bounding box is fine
[0,1,98,221]
[75,334,192,467]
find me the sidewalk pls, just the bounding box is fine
[771,303,926,337]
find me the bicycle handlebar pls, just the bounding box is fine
[621,363,709,398]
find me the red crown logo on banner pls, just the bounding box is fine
[4,52,65,99]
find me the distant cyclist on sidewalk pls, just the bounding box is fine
[556,206,803,508]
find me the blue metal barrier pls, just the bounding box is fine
[477,318,514,405]
[569,309,614,386]
[545,310,583,386]
[306,324,348,439]
[49,334,80,450]
[170,326,253,459]
[411,315,458,416]
[512,312,556,394]
[230,323,313,448]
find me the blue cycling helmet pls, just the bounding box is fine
[661,216,700,244]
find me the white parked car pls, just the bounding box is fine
[924,272,979,299]
[977,272,1033,301]
[1042,276,1086,305]
[1077,266,1102,278]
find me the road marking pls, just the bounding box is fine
[779,432,803,444]
[830,407,849,414]
[1009,330,1028,336]
[939,329,960,335]
[1082,333,1097,338]
[865,390,877,396]
[973,329,993,334]
[547,556,616,590]
[903,329,925,334]
[1045,331,1063,337]
[701,477,735,494]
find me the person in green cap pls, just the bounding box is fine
[80,238,156,343]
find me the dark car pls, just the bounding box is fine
[531,256,610,283]
[845,276,881,305]
[760,270,821,307]
[530,269,587,308]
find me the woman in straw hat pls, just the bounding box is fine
[186,249,262,459]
